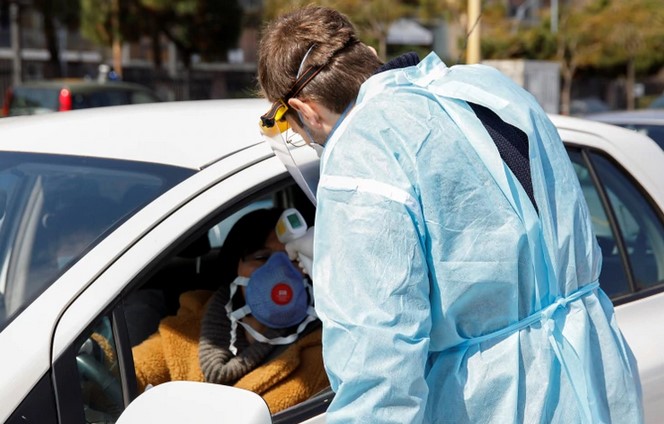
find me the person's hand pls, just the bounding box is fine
[285,226,314,276]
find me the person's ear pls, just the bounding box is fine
[288,98,323,130]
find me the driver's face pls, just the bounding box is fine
[236,230,285,278]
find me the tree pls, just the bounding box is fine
[550,3,604,115]
[416,0,464,23]
[80,0,243,84]
[140,0,243,69]
[80,0,144,77]
[33,0,80,78]
[481,0,664,113]
[340,0,407,61]
[263,0,407,61]
[584,0,664,109]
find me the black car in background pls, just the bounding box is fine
[2,80,160,117]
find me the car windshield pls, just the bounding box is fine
[0,152,193,332]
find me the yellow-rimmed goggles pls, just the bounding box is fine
[259,99,290,136]
[259,63,324,136]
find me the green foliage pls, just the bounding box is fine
[80,0,243,68]
[80,0,143,46]
[34,0,80,30]
[263,0,408,60]
[586,0,664,72]
[481,0,664,75]
[140,0,243,65]
[415,0,464,23]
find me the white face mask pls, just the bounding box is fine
[225,252,317,354]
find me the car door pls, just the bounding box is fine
[556,120,664,424]
[48,150,329,423]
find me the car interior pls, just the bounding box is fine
[70,179,332,424]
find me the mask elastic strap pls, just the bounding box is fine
[304,279,315,310]
[236,312,318,346]
[226,276,318,352]
[226,277,249,355]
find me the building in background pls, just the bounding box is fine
[0,0,261,102]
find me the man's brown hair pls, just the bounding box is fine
[257,6,383,114]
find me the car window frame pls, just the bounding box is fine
[566,143,664,305]
[50,154,326,423]
[53,305,136,424]
[5,372,58,424]
[0,153,193,334]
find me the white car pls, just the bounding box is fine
[0,99,662,424]
[585,109,664,150]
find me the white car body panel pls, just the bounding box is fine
[614,290,664,422]
[0,279,65,423]
[551,114,664,423]
[0,102,278,423]
[551,115,664,211]
[0,99,271,169]
[0,102,661,423]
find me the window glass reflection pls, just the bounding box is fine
[567,149,630,297]
[590,153,664,289]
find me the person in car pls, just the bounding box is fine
[131,208,328,413]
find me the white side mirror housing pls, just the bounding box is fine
[117,381,272,424]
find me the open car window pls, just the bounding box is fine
[54,174,324,424]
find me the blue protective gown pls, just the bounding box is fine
[312,53,643,423]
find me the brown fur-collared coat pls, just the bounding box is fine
[132,290,329,413]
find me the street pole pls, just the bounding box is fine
[10,1,22,85]
[466,0,481,64]
[551,0,558,33]
[111,0,123,78]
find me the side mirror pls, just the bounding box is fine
[116,381,272,424]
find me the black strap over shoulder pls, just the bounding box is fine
[469,102,539,214]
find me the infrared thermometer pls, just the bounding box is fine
[275,208,313,276]
[275,208,307,244]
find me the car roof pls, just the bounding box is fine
[1,100,659,175]
[550,113,664,202]
[549,113,662,151]
[584,109,664,124]
[0,98,272,170]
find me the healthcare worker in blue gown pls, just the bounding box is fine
[257,6,643,424]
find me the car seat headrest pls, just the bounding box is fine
[178,233,211,259]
